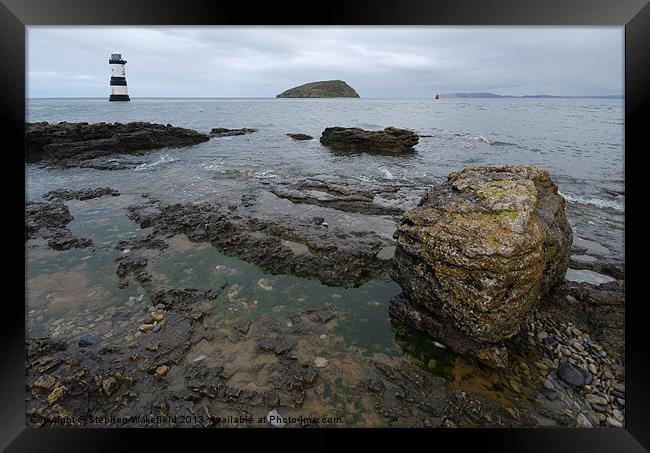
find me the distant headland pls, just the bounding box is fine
[443,92,623,99]
[276,80,360,98]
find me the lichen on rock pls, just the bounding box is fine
[390,165,572,366]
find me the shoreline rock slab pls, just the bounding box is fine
[26,122,209,165]
[390,165,572,366]
[209,127,258,137]
[287,133,313,140]
[42,187,120,202]
[320,127,419,154]
[26,201,93,250]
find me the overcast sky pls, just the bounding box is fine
[27,27,623,98]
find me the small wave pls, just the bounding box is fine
[134,155,178,172]
[423,131,518,147]
[254,169,278,179]
[381,168,396,180]
[559,191,624,212]
[202,159,225,171]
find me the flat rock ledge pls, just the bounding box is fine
[320,127,419,154]
[209,127,258,137]
[26,121,209,165]
[287,133,313,140]
[389,165,573,368]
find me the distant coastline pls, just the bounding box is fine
[442,92,623,99]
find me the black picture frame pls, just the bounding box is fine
[2,0,649,450]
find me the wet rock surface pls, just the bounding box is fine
[26,282,520,428]
[43,187,120,202]
[390,165,572,366]
[286,133,314,140]
[123,198,392,287]
[25,140,624,428]
[320,127,419,153]
[25,201,93,250]
[270,178,406,216]
[209,127,258,137]
[26,122,209,166]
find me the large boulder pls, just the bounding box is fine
[390,165,572,366]
[26,121,209,164]
[320,127,419,154]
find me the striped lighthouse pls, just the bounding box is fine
[109,51,130,101]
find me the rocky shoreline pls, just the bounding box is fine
[25,122,625,428]
[26,122,209,167]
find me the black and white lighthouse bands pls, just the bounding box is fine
[109,52,130,101]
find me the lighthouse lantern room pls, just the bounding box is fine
[109,51,130,101]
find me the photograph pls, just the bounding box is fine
[22,25,629,430]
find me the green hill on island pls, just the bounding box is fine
[276,80,360,98]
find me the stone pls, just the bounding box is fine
[155,365,169,378]
[606,417,623,428]
[575,413,593,428]
[557,362,589,387]
[287,133,314,140]
[509,379,522,393]
[78,335,100,347]
[139,324,154,333]
[33,374,56,390]
[193,354,207,364]
[151,312,165,322]
[266,409,286,428]
[586,393,608,406]
[314,357,329,368]
[47,385,67,404]
[320,127,419,153]
[612,409,624,422]
[389,166,572,362]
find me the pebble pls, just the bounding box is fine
[612,408,624,422]
[509,379,522,393]
[586,393,608,406]
[557,362,588,387]
[153,324,161,332]
[266,409,285,428]
[156,303,165,311]
[47,385,67,404]
[78,335,100,347]
[155,365,169,378]
[151,312,165,322]
[314,357,329,368]
[139,324,154,333]
[606,417,623,428]
[575,413,592,428]
[617,398,625,406]
[319,334,327,340]
[193,354,207,364]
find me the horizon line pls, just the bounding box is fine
[26,94,624,100]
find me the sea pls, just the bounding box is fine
[25,98,624,384]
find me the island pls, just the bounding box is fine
[276,80,360,98]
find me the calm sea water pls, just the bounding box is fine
[26,97,625,259]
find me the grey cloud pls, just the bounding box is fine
[27,26,623,98]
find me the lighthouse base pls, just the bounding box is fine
[109,94,130,101]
